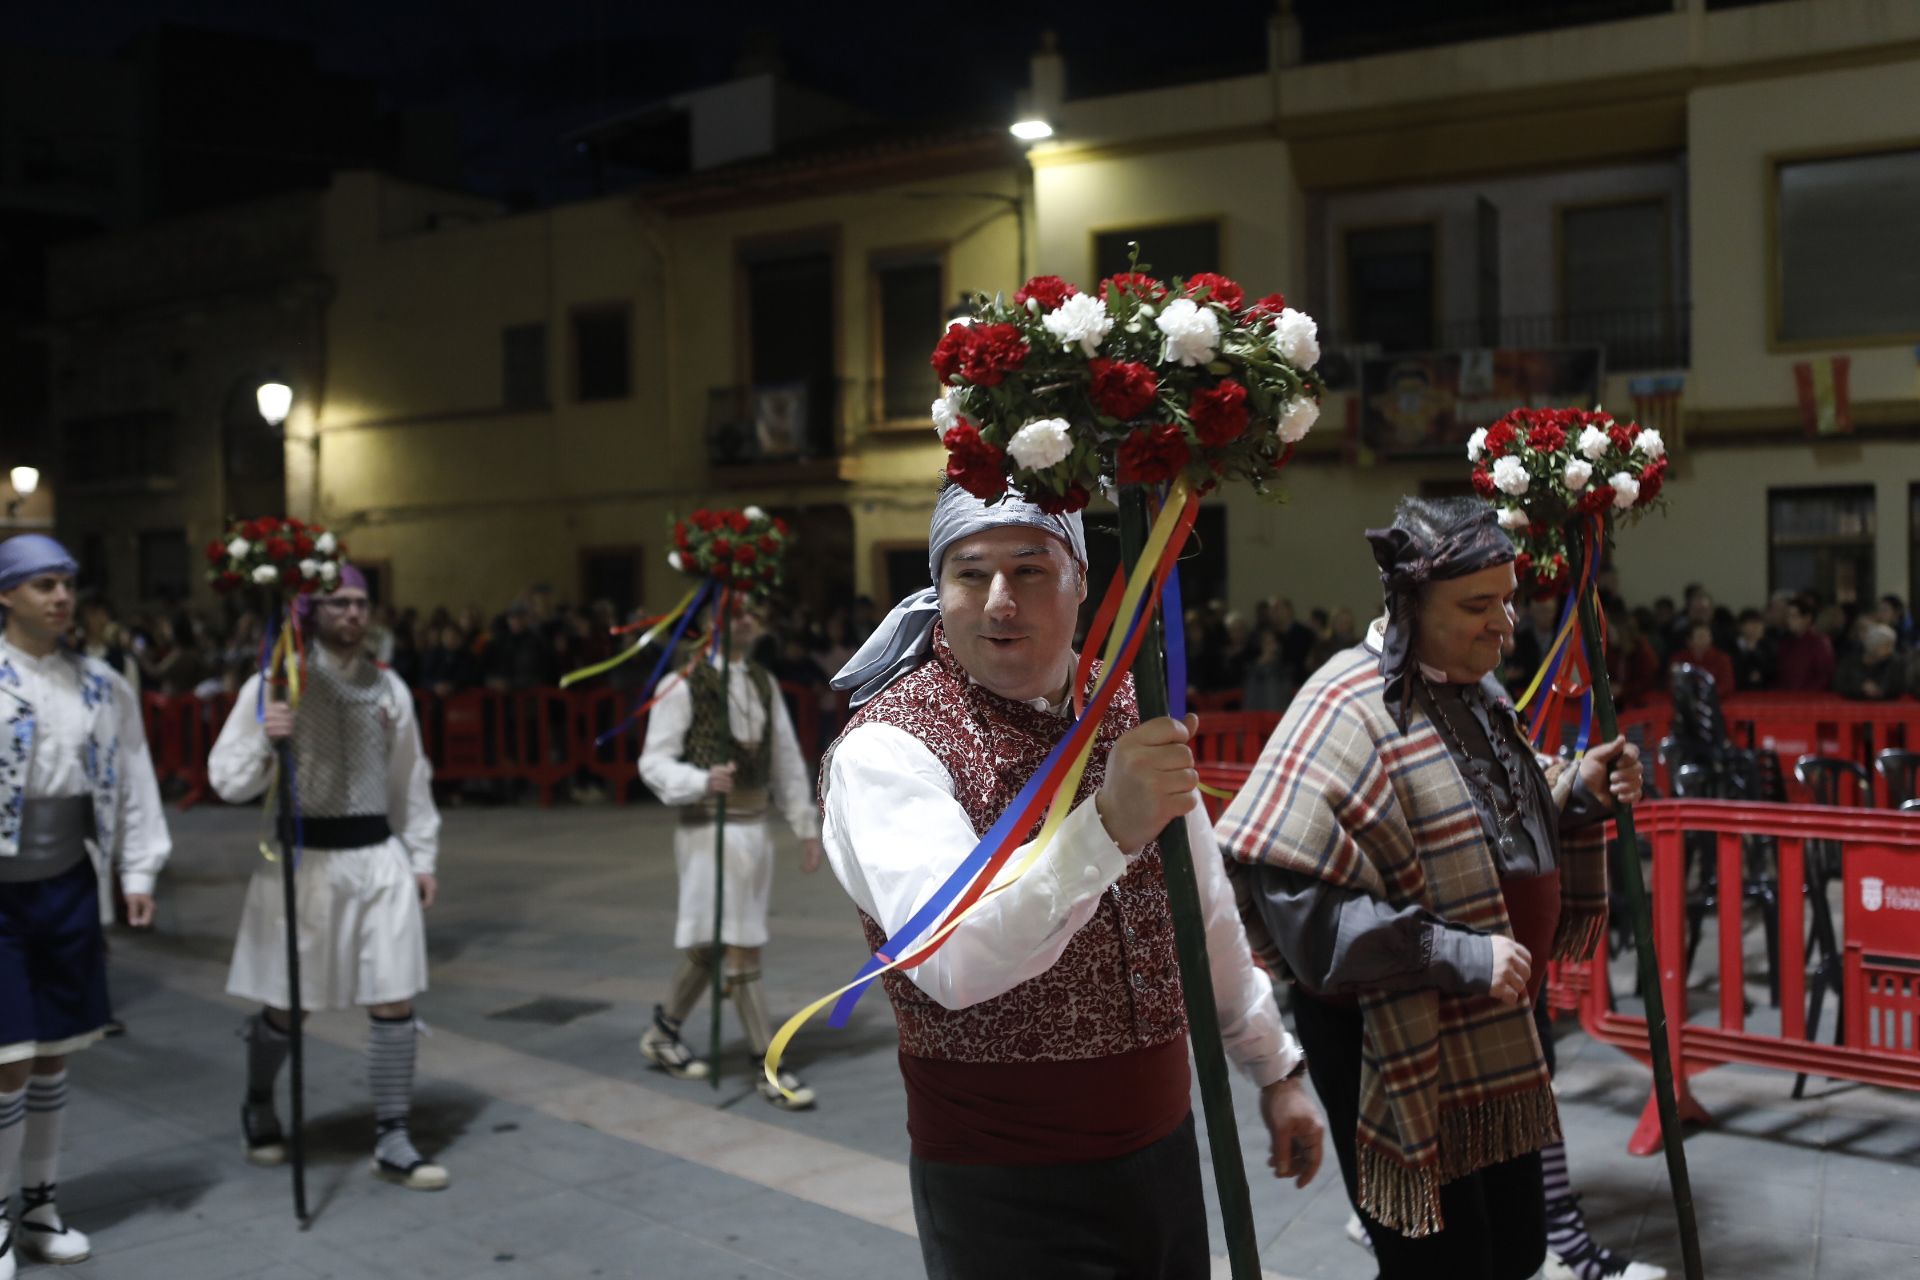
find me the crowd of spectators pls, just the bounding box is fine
[64,572,1920,738]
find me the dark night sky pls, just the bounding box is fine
[7,1,1668,200]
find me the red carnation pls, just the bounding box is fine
[246,518,275,541]
[1608,424,1635,451]
[962,324,1028,387]
[710,538,734,562]
[1099,272,1170,304]
[674,524,691,551]
[1184,273,1244,310]
[296,578,319,595]
[758,534,777,553]
[942,424,1007,500]
[773,517,791,536]
[1245,292,1288,321]
[286,518,306,532]
[721,511,746,534]
[217,570,242,592]
[292,533,314,556]
[1116,424,1190,486]
[205,540,226,564]
[1013,275,1078,311]
[1471,466,1496,498]
[1189,379,1251,446]
[1638,458,1668,505]
[264,537,292,561]
[733,543,757,565]
[1087,358,1159,420]
[1483,421,1518,459]
[1526,423,1566,453]
[1515,552,1534,578]
[1575,485,1616,517]
[692,509,720,532]
[1034,485,1091,515]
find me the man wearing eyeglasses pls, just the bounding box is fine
[210,565,449,1191]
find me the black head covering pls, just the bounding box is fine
[1363,496,1516,730]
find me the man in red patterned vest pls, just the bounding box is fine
[822,480,1322,1278]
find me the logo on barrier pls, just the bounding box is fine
[1862,876,1884,912]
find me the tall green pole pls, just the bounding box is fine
[709,591,732,1090]
[1570,530,1703,1280]
[1118,490,1261,1279]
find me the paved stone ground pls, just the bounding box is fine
[30,798,1920,1279]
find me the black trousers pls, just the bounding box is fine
[1291,988,1547,1280]
[908,1113,1210,1280]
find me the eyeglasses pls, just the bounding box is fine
[317,598,372,614]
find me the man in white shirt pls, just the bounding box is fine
[0,535,170,1276]
[637,601,825,1109]
[209,565,448,1191]
[821,481,1323,1278]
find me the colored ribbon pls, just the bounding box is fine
[560,582,705,689]
[765,479,1199,1096]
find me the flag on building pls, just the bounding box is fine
[1793,355,1853,437]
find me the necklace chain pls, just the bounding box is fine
[1420,677,1531,843]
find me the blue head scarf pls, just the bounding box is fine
[0,535,78,594]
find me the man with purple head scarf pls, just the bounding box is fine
[0,534,172,1274]
[209,563,450,1191]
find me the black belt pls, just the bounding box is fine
[278,814,393,850]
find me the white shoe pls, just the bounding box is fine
[640,1018,711,1081]
[1544,1251,1668,1280]
[755,1064,816,1111]
[1343,1211,1373,1251]
[372,1156,451,1191]
[18,1204,91,1265]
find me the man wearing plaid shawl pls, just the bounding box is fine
[1216,496,1642,1278]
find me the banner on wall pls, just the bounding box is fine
[1355,346,1604,460]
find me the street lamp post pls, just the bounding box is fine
[6,466,39,520]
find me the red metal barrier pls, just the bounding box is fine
[142,691,235,810]
[1575,799,1920,1155]
[1191,713,1281,766]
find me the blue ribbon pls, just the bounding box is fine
[1162,548,1187,723]
[596,576,715,747]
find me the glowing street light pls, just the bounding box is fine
[256,381,293,428]
[1009,118,1053,142]
[9,467,38,499]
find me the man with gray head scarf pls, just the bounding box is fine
[1215,496,1658,1280]
[0,535,172,1274]
[820,479,1320,1278]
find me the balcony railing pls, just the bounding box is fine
[1318,305,1691,388]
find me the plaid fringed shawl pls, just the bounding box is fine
[1216,640,1606,1236]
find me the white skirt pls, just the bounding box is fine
[226,839,429,1010]
[672,817,775,950]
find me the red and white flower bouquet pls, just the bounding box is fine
[1467,407,1669,593]
[669,505,793,598]
[932,264,1325,510]
[206,517,347,596]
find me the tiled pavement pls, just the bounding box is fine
[33,799,1920,1278]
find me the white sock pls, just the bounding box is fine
[20,1071,67,1202]
[0,1083,25,1225]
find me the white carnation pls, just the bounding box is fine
[250,565,278,585]
[931,389,966,436]
[1154,298,1220,367]
[1270,307,1321,370]
[1040,293,1113,356]
[1576,426,1611,461]
[1563,458,1593,491]
[667,550,684,572]
[1498,505,1531,531]
[1278,395,1319,443]
[1634,428,1665,459]
[1491,455,1531,496]
[314,531,337,554]
[1465,428,1489,463]
[944,315,974,330]
[298,558,319,579]
[319,560,338,581]
[1006,417,1074,471]
[743,505,768,523]
[226,537,251,559]
[1610,473,1640,508]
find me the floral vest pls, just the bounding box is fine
[832,625,1187,1063]
[0,650,126,858]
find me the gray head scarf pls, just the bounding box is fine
[1363,495,1515,731]
[832,483,1088,709]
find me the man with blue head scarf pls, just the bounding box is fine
[819,479,1321,1278]
[0,534,172,1275]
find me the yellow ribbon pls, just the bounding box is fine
[764,478,1193,1098]
[559,584,701,689]
[1512,601,1582,713]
